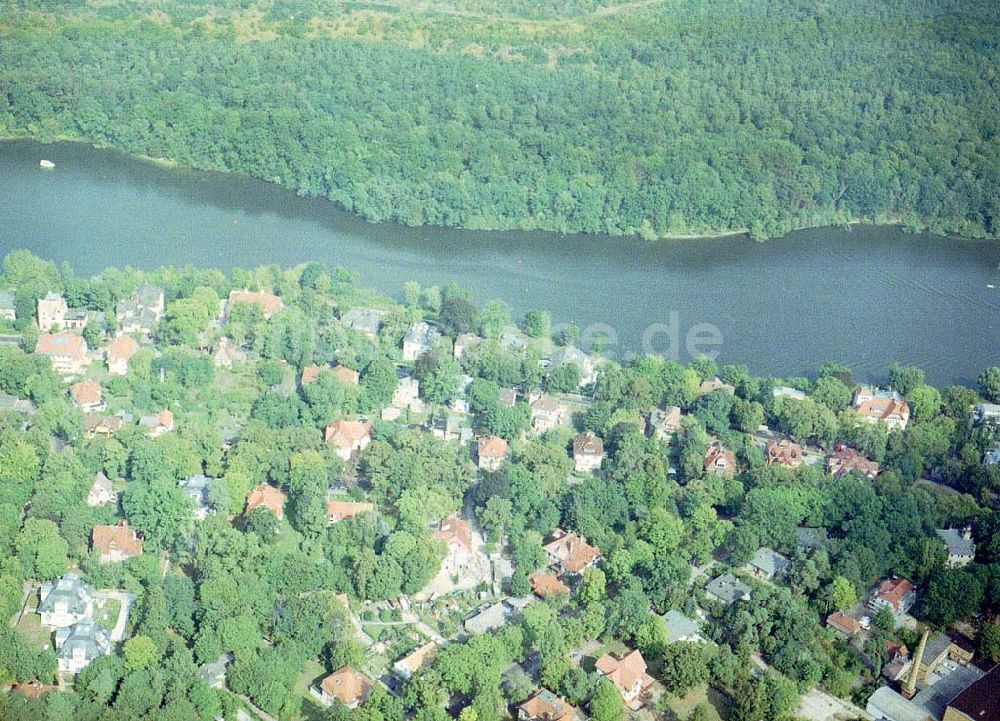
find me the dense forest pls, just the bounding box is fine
[1,0,998,239]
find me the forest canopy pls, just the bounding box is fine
[0,0,997,239]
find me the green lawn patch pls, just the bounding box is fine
[662,684,730,721]
[96,597,121,631]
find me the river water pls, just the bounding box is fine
[1,139,997,384]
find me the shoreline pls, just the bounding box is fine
[2,135,987,245]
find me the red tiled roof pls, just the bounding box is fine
[92,520,143,557]
[826,611,861,636]
[875,577,915,611]
[477,435,509,459]
[106,334,138,362]
[573,432,604,457]
[595,649,650,696]
[228,290,283,318]
[70,380,102,406]
[332,365,360,385]
[519,691,579,721]
[301,364,324,385]
[85,415,124,433]
[324,420,371,449]
[529,572,570,598]
[766,438,803,467]
[433,518,472,552]
[246,484,287,517]
[320,666,373,706]
[857,398,910,423]
[827,447,879,479]
[36,332,85,356]
[704,444,736,474]
[326,499,375,522]
[544,529,600,574]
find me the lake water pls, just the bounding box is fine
[1,139,997,385]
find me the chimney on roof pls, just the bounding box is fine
[962,527,972,540]
[902,627,930,699]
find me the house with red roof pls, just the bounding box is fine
[867,576,916,618]
[311,666,373,709]
[36,332,88,374]
[765,438,803,468]
[853,386,910,430]
[827,447,879,479]
[595,649,655,708]
[92,520,143,564]
[529,572,570,599]
[704,443,737,476]
[106,335,138,376]
[543,529,600,575]
[324,420,372,461]
[245,484,287,520]
[573,432,605,473]
[227,289,283,319]
[70,381,104,413]
[477,435,509,472]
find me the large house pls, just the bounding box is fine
[936,528,975,568]
[705,574,751,606]
[433,517,474,574]
[85,415,125,439]
[827,447,880,479]
[312,666,373,709]
[87,471,116,508]
[55,621,111,675]
[530,395,568,433]
[649,406,683,440]
[402,321,440,361]
[179,475,214,520]
[573,432,605,473]
[37,292,67,331]
[853,386,910,430]
[464,603,507,635]
[393,642,438,680]
[745,547,790,581]
[245,484,287,520]
[595,649,654,708]
[518,690,583,721]
[704,443,737,476]
[868,576,916,618]
[139,409,175,438]
[765,438,803,468]
[477,435,509,472]
[38,574,95,628]
[69,380,104,413]
[36,332,88,374]
[116,285,164,334]
[548,346,597,387]
[324,420,372,461]
[92,520,143,563]
[341,308,381,340]
[543,529,600,575]
[106,334,138,376]
[227,289,283,319]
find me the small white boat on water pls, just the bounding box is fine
[39,159,55,169]
[988,284,995,289]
